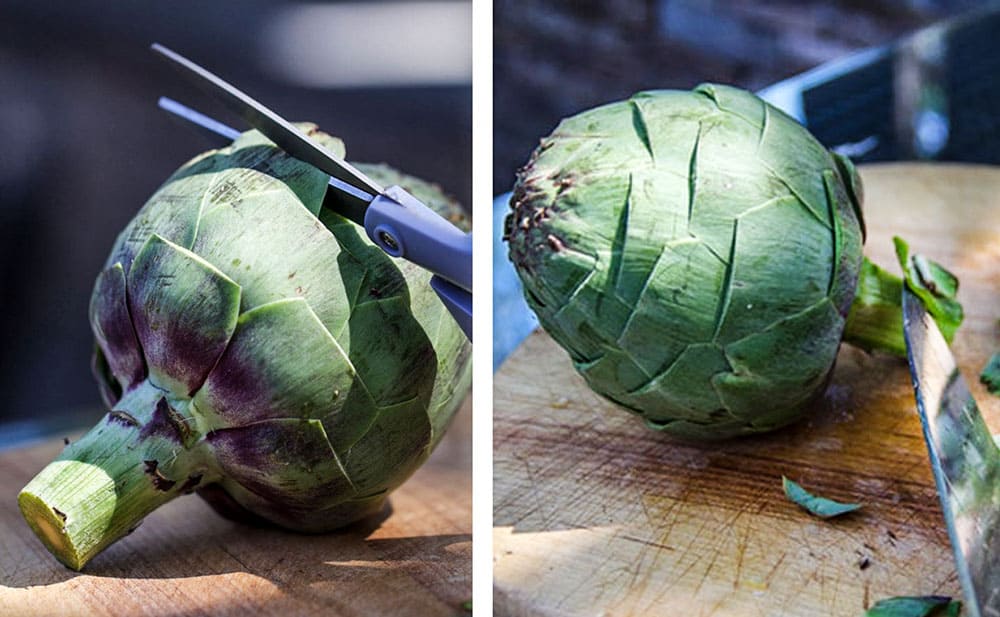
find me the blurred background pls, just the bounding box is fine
[0,0,471,442]
[494,0,999,194]
[493,0,1000,367]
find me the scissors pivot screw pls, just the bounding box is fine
[379,230,400,253]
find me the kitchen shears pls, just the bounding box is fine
[151,43,472,340]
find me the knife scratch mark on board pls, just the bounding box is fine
[765,551,787,587]
[733,515,753,590]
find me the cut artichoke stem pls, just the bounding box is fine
[844,252,962,357]
[843,257,909,357]
[18,380,217,570]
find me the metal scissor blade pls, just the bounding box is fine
[903,287,1000,617]
[158,96,241,142]
[157,97,374,222]
[151,43,384,215]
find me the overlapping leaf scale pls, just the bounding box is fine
[518,109,696,365]
[127,234,242,397]
[825,170,866,316]
[207,418,356,508]
[90,345,121,409]
[713,197,833,344]
[193,297,357,433]
[713,299,844,427]
[89,262,145,394]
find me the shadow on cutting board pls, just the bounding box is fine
[0,402,473,614]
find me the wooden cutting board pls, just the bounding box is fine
[494,163,1000,616]
[0,397,471,616]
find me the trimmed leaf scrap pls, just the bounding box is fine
[864,595,961,617]
[782,476,861,519]
[980,352,1000,395]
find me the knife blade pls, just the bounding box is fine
[903,286,1000,616]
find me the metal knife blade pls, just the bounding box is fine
[903,286,1000,617]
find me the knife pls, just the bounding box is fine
[903,286,1000,616]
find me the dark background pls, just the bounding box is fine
[494,0,988,195]
[0,1,471,436]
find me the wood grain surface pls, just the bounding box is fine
[494,164,1000,616]
[0,397,471,617]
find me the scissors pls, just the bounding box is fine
[903,286,1000,616]
[150,43,472,340]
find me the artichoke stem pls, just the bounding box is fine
[843,257,908,357]
[18,380,214,570]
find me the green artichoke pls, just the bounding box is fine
[19,125,471,570]
[505,84,959,440]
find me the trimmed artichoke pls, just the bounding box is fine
[19,125,471,570]
[505,83,959,440]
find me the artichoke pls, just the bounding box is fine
[505,84,959,440]
[19,125,471,570]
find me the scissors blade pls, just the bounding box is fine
[156,97,375,223]
[151,43,383,225]
[903,286,1000,617]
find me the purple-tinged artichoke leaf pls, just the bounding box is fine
[202,478,386,532]
[194,297,356,429]
[207,418,356,507]
[90,262,145,391]
[90,345,122,408]
[128,234,241,396]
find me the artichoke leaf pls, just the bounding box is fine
[714,299,843,422]
[627,343,731,424]
[128,234,241,396]
[226,126,336,217]
[342,393,433,496]
[194,297,356,433]
[207,417,356,506]
[90,262,145,391]
[616,239,726,374]
[714,197,834,344]
[90,344,122,408]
